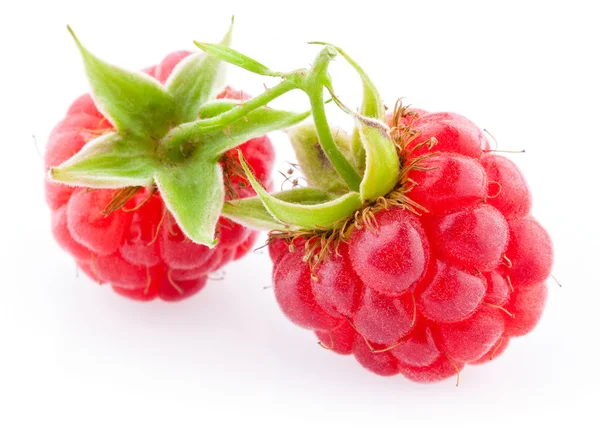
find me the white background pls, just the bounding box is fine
[1,1,598,427]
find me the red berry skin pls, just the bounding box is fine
[67,189,133,256]
[273,250,342,330]
[160,223,212,270]
[503,217,553,289]
[312,243,362,318]
[353,338,401,377]
[470,336,510,365]
[484,271,510,306]
[353,287,415,345]
[418,261,486,323]
[408,153,487,215]
[268,238,289,266]
[233,232,259,261]
[94,253,152,287]
[398,356,464,384]
[429,204,509,272]
[503,282,548,337]
[153,50,191,84]
[435,306,505,363]
[315,322,356,355]
[408,112,487,159]
[46,52,275,301]
[481,154,532,219]
[112,283,158,302]
[44,113,112,210]
[391,324,440,367]
[348,207,429,295]
[119,189,163,267]
[67,94,104,118]
[216,218,251,248]
[269,111,552,382]
[51,205,91,262]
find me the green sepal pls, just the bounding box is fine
[193,41,282,77]
[287,122,361,194]
[313,43,388,173]
[198,99,239,118]
[238,154,362,229]
[201,107,311,158]
[335,44,384,173]
[222,188,337,230]
[68,27,176,139]
[356,118,400,202]
[321,42,400,203]
[164,105,311,162]
[166,21,233,123]
[328,44,386,121]
[154,158,224,248]
[48,132,157,188]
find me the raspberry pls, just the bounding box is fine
[46,51,275,301]
[270,110,553,383]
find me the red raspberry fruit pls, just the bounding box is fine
[46,51,274,301]
[269,110,552,383]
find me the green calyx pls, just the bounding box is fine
[49,22,308,247]
[51,23,403,245]
[204,42,401,233]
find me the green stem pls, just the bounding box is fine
[302,48,362,192]
[307,88,361,192]
[163,79,296,147]
[163,45,362,193]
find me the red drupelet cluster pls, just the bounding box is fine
[46,51,275,301]
[269,111,552,382]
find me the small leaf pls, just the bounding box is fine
[49,132,158,188]
[193,41,281,77]
[166,21,234,122]
[287,122,358,194]
[332,44,385,121]
[222,188,337,230]
[238,154,362,229]
[154,158,224,248]
[68,26,176,139]
[189,106,311,159]
[198,99,239,119]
